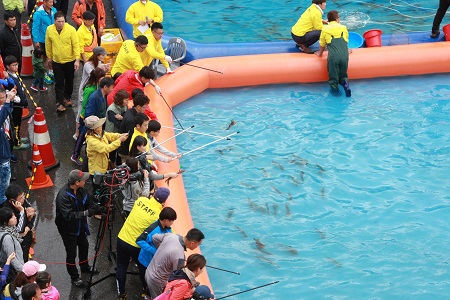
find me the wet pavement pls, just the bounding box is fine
[1,0,143,299]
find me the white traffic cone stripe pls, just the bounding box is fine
[33,132,51,145]
[22,35,32,40]
[33,159,43,164]
[33,150,40,155]
[34,120,46,126]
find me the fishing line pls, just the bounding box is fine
[206,265,240,275]
[215,281,279,300]
[179,62,224,74]
[182,132,239,156]
[162,125,226,140]
[159,94,194,140]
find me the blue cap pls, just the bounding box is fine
[194,285,214,299]
[154,187,170,203]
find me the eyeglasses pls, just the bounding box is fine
[137,44,147,50]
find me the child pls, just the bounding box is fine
[128,113,150,154]
[36,271,60,300]
[291,0,328,54]
[122,157,150,216]
[3,56,30,150]
[314,10,351,97]
[147,120,182,163]
[30,49,48,92]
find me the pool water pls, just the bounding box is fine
[173,74,450,299]
[159,0,439,42]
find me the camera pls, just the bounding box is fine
[93,166,129,186]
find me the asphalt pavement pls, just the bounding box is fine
[1,0,144,298]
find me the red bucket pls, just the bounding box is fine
[443,24,450,41]
[363,29,383,47]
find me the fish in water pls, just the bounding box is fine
[226,209,234,221]
[289,175,300,185]
[266,202,270,214]
[288,192,293,202]
[326,257,342,268]
[254,238,265,249]
[235,225,247,238]
[315,228,326,239]
[272,203,279,215]
[321,187,325,199]
[216,149,224,155]
[285,202,291,217]
[282,245,298,255]
[248,198,256,209]
[271,186,282,195]
[300,171,304,182]
[316,164,325,173]
[241,182,256,189]
[261,168,270,177]
[226,120,236,130]
[272,160,285,170]
[256,255,278,266]
[182,9,197,14]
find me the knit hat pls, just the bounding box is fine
[154,187,170,203]
[22,261,46,277]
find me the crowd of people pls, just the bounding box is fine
[0,0,215,299]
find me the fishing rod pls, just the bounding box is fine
[182,132,239,156]
[162,125,227,140]
[216,281,280,300]
[159,94,194,141]
[206,265,240,275]
[179,62,224,74]
[158,125,194,146]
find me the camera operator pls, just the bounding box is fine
[55,170,104,288]
[122,157,150,217]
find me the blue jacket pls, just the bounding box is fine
[84,88,107,119]
[32,6,57,44]
[136,220,173,267]
[0,102,13,163]
[5,73,28,108]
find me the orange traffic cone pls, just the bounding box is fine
[31,107,60,170]
[20,24,33,77]
[22,107,32,120]
[25,144,53,189]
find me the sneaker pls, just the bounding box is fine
[430,31,440,38]
[73,134,78,140]
[56,104,66,112]
[13,143,30,150]
[20,137,30,143]
[39,87,48,92]
[341,80,352,97]
[44,75,53,85]
[10,154,18,163]
[49,72,55,80]
[64,99,73,107]
[71,277,86,288]
[71,155,82,166]
[118,293,127,300]
[299,44,314,54]
[30,85,38,92]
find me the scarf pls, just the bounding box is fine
[0,224,23,243]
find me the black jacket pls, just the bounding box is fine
[117,107,137,155]
[0,25,21,63]
[55,184,100,236]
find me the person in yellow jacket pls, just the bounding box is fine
[125,0,163,38]
[291,0,328,54]
[84,115,128,193]
[77,11,98,63]
[45,12,81,112]
[111,35,148,77]
[315,10,351,97]
[141,22,174,75]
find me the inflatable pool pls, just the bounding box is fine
[112,0,446,62]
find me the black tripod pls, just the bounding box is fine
[83,172,138,299]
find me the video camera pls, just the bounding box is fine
[93,165,130,186]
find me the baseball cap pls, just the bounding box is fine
[22,261,46,277]
[194,285,214,299]
[93,46,107,56]
[84,116,106,130]
[69,169,90,184]
[154,187,170,203]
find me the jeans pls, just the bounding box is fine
[58,230,89,279]
[0,161,11,205]
[32,77,44,89]
[116,238,147,295]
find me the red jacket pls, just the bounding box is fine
[163,279,192,300]
[107,70,158,120]
[71,0,106,31]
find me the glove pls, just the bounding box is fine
[13,96,21,103]
[87,208,96,217]
[164,55,173,63]
[166,67,174,74]
[154,85,162,95]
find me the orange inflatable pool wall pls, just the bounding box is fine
[147,42,450,293]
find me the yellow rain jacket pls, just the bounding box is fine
[86,132,121,175]
[3,0,23,13]
[319,21,348,47]
[140,33,169,69]
[77,22,98,60]
[111,40,144,76]
[118,196,162,247]
[292,4,324,37]
[45,23,80,64]
[125,0,163,38]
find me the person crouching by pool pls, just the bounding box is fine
[291,0,328,54]
[314,10,352,97]
[84,115,129,195]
